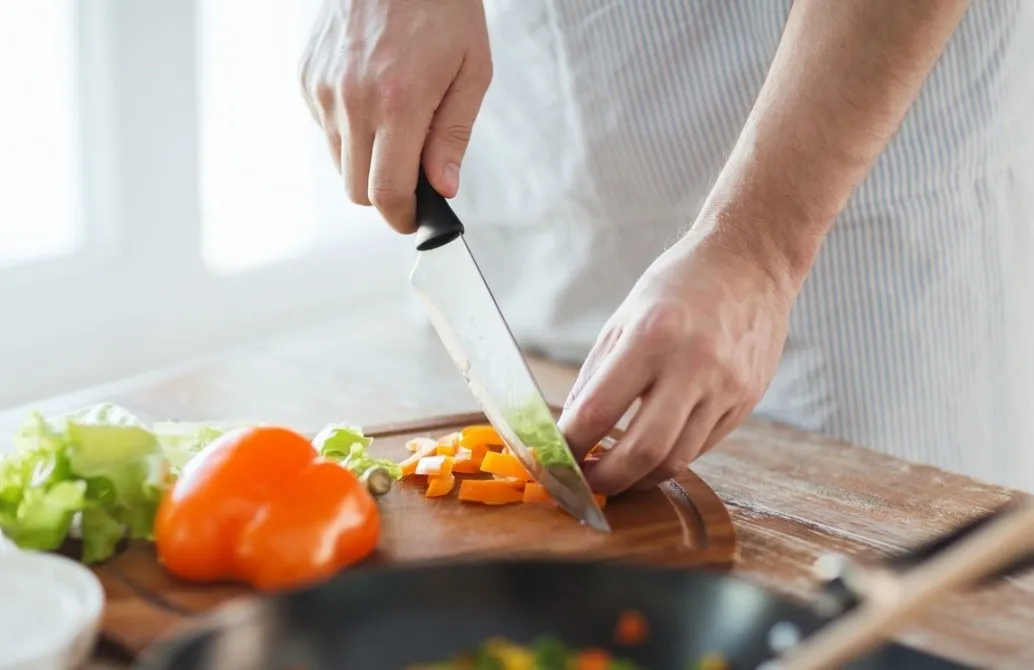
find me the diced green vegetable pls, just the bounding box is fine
[506,400,579,469]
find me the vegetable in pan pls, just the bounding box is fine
[407,617,730,669]
[398,424,608,508]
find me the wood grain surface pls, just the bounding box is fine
[1,304,1033,669]
[87,411,736,658]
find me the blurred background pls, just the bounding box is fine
[0,0,413,408]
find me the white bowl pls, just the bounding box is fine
[0,542,104,670]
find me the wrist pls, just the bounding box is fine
[685,151,842,297]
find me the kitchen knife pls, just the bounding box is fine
[408,170,610,533]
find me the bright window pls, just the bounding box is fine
[197,0,391,274]
[0,0,81,268]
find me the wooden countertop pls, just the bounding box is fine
[3,304,1032,669]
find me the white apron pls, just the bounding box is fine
[417,1,1034,491]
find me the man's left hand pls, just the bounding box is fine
[558,223,794,495]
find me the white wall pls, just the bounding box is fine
[0,0,412,409]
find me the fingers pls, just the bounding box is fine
[630,402,725,492]
[368,106,431,233]
[558,339,655,460]
[342,124,374,206]
[563,326,621,411]
[421,61,492,198]
[583,378,698,496]
[313,83,343,174]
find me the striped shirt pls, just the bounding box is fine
[444,1,1034,491]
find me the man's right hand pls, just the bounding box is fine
[299,0,492,233]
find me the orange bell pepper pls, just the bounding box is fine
[457,478,524,505]
[479,450,533,481]
[154,426,380,593]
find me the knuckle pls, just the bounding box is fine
[315,81,336,117]
[431,123,473,149]
[344,178,371,206]
[687,331,721,365]
[339,69,364,112]
[634,302,686,349]
[573,395,610,432]
[375,78,415,116]
[658,455,692,481]
[742,385,764,409]
[616,434,667,472]
[719,361,749,395]
[368,186,408,211]
[470,58,494,89]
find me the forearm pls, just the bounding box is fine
[693,0,970,293]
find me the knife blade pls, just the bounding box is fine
[408,170,610,533]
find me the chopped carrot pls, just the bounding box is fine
[436,442,458,457]
[522,482,607,509]
[457,479,524,505]
[573,648,612,670]
[614,609,649,646]
[480,451,533,481]
[405,437,437,452]
[425,472,456,497]
[399,441,439,477]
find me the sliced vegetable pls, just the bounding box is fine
[523,482,607,509]
[479,451,532,481]
[314,424,402,481]
[154,426,379,592]
[448,447,481,475]
[405,437,438,453]
[400,441,439,477]
[457,424,503,451]
[573,648,613,670]
[397,425,610,514]
[359,466,394,498]
[415,455,450,476]
[457,479,524,505]
[504,402,576,469]
[614,609,649,646]
[410,632,657,669]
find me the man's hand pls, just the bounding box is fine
[558,0,970,494]
[558,225,793,496]
[299,0,492,232]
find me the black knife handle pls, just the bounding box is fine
[414,169,465,251]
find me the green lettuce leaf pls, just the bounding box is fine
[150,421,231,476]
[314,424,401,480]
[0,403,166,562]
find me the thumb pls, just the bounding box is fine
[422,65,490,198]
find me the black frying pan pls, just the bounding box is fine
[132,504,1033,670]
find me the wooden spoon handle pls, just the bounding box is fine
[775,499,1034,670]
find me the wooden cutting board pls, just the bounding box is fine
[89,411,737,661]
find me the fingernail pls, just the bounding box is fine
[442,162,460,196]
